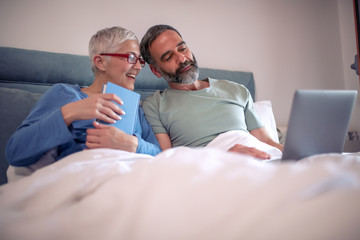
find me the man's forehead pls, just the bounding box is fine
[150,30,185,56]
[153,30,183,47]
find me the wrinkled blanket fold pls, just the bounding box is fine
[1,146,359,240]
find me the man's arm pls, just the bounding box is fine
[155,133,172,150]
[250,127,284,152]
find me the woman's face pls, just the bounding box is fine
[103,40,142,91]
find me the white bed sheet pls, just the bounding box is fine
[1,145,360,240]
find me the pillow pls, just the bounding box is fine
[253,100,279,143]
[0,87,43,184]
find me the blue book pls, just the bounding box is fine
[102,82,140,135]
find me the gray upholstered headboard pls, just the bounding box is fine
[0,47,255,100]
[0,46,255,185]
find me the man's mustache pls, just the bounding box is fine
[176,60,196,75]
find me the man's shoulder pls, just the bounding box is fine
[209,78,247,90]
[143,89,167,105]
[208,78,250,100]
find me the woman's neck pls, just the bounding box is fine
[81,76,106,95]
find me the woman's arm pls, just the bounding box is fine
[85,106,162,156]
[6,85,76,166]
[6,84,126,166]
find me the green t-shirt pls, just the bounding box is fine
[142,78,263,147]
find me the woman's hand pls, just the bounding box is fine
[85,121,138,152]
[61,93,125,126]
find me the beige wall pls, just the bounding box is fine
[0,0,359,130]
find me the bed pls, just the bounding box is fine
[0,47,360,240]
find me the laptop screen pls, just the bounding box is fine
[281,90,357,160]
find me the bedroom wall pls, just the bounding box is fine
[0,0,359,132]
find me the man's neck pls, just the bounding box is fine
[168,79,209,91]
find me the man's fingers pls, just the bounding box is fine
[228,144,271,159]
[247,147,271,159]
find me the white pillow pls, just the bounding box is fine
[254,101,279,143]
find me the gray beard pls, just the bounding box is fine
[158,56,199,85]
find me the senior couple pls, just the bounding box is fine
[6,25,283,168]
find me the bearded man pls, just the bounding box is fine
[140,24,283,159]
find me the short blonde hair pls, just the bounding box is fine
[89,26,138,75]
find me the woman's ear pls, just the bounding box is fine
[93,55,106,72]
[149,64,163,78]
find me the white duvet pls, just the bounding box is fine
[1,135,360,240]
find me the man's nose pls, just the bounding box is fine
[175,52,187,64]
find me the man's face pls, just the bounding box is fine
[149,30,199,84]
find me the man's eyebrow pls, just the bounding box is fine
[177,41,186,47]
[160,41,186,61]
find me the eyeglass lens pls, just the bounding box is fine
[129,54,145,66]
[128,54,136,63]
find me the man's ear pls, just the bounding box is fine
[149,64,163,78]
[93,55,106,72]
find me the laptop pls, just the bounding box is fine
[273,89,357,161]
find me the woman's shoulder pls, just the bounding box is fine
[39,84,85,106]
[49,83,81,93]
[45,83,83,97]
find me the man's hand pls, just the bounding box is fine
[250,127,284,152]
[228,144,271,159]
[86,121,138,152]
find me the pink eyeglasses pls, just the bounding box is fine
[100,53,145,67]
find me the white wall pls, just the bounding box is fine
[0,0,359,131]
[338,0,360,132]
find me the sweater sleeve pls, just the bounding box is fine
[133,107,161,156]
[6,85,79,166]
